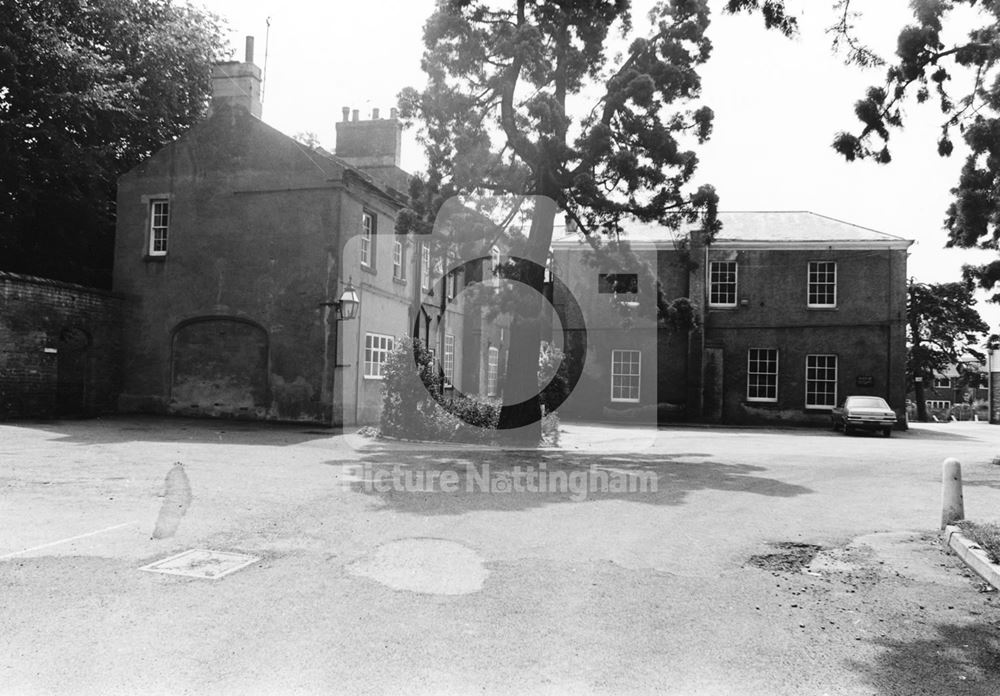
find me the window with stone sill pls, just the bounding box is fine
[148,199,170,256]
[361,211,376,269]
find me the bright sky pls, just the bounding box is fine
[199,0,1000,332]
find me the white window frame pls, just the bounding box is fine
[446,268,458,299]
[148,199,170,256]
[805,354,838,410]
[444,334,455,385]
[807,261,837,308]
[610,349,641,403]
[926,400,952,411]
[747,348,778,403]
[392,239,405,280]
[933,376,951,388]
[364,333,394,379]
[708,261,738,308]
[361,211,375,268]
[487,346,499,396]
[433,255,443,290]
[421,244,431,292]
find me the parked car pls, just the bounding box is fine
[831,396,898,437]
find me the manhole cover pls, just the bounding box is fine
[139,549,260,579]
[349,538,488,595]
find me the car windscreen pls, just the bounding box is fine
[846,397,889,409]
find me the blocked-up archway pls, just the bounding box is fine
[170,318,268,416]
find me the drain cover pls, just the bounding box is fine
[139,549,259,579]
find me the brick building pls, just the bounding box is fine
[0,271,122,418]
[551,212,912,427]
[113,46,504,426]
[909,358,989,420]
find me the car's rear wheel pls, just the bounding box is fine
[882,427,892,438]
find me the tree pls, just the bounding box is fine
[907,280,988,421]
[292,132,322,149]
[727,0,1000,302]
[0,0,227,287]
[954,358,987,405]
[398,0,721,442]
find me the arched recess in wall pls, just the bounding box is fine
[169,317,269,416]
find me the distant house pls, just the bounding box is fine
[113,47,503,426]
[551,212,913,427]
[909,358,989,420]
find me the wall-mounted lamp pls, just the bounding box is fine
[320,278,360,320]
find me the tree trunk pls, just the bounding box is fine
[915,379,928,422]
[496,196,558,445]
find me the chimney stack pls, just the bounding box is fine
[342,107,350,122]
[335,104,403,169]
[208,35,262,118]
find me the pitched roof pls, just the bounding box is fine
[553,211,912,249]
[120,104,409,208]
[705,211,909,246]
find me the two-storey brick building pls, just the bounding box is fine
[551,212,912,427]
[113,46,505,426]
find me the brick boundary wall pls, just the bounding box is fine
[0,271,123,418]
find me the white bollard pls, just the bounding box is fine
[941,458,965,530]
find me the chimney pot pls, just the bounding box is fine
[245,36,254,64]
[342,107,350,122]
[390,107,398,119]
[372,108,380,120]
[352,109,359,122]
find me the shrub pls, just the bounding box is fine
[427,394,500,443]
[948,401,988,421]
[379,336,442,440]
[380,336,500,443]
[949,403,974,421]
[380,335,561,445]
[448,394,501,430]
[538,341,570,413]
[541,410,561,447]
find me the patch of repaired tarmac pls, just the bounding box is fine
[746,542,823,572]
[348,538,488,595]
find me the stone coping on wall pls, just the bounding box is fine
[0,270,123,299]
